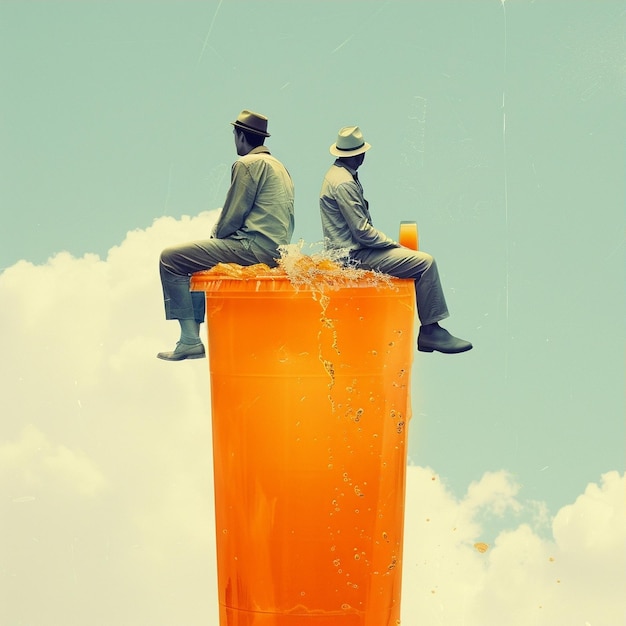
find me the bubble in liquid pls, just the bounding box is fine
[320,315,333,329]
[341,604,352,610]
[322,360,335,379]
[333,559,341,567]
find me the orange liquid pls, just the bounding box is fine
[398,221,418,251]
[193,271,415,625]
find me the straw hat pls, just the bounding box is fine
[329,126,371,157]
[231,109,271,137]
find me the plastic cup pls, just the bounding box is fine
[398,221,418,251]
[191,266,415,625]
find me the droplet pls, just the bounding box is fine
[474,542,489,553]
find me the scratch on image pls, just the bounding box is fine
[402,96,427,170]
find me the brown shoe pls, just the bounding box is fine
[418,326,472,354]
[157,341,206,361]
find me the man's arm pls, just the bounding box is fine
[335,181,398,248]
[214,161,257,239]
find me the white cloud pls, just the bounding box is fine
[0,424,108,498]
[402,468,625,625]
[1,214,623,625]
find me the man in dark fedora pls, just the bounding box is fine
[319,125,472,354]
[157,109,295,361]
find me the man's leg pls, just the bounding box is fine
[351,247,472,354]
[350,247,449,324]
[158,238,261,360]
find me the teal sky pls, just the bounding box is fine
[2,0,623,504]
[1,3,624,621]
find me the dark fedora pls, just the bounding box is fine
[231,109,271,137]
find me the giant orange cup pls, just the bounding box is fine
[191,267,415,626]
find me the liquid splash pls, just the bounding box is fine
[199,240,396,293]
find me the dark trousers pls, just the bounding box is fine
[159,238,274,322]
[350,247,449,325]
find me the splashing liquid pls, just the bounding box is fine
[191,245,415,625]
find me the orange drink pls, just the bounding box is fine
[398,221,418,251]
[192,261,415,625]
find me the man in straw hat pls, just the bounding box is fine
[319,125,472,354]
[157,109,294,361]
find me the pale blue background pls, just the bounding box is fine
[2,0,623,526]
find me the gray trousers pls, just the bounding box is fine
[350,247,449,325]
[160,238,276,321]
